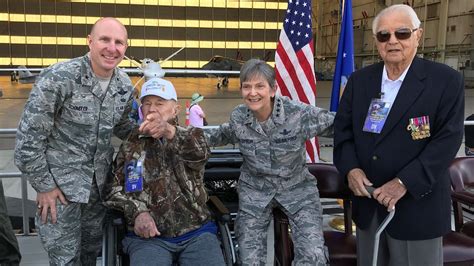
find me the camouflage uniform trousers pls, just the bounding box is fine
[36,179,105,266]
[0,180,21,265]
[236,199,328,266]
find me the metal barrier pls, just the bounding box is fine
[1,129,30,235]
[0,128,17,134]
[0,172,30,236]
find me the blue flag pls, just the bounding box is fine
[330,0,355,112]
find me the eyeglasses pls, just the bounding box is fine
[375,28,418,42]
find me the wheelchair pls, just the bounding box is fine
[101,195,237,266]
[101,150,242,266]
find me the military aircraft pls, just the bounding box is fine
[124,47,185,81]
[6,57,169,86]
[1,48,241,88]
[122,47,188,91]
[201,55,244,89]
[123,52,241,90]
[2,47,183,86]
[10,66,40,84]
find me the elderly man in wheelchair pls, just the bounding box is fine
[104,77,227,266]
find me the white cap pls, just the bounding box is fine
[140,78,177,101]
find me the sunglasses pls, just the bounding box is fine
[375,28,418,42]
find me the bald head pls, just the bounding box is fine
[90,17,128,40]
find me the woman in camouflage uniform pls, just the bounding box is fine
[206,59,335,265]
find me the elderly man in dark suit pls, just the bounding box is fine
[334,4,464,266]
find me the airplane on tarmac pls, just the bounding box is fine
[6,55,174,86]
[10,66,40,84]
[201,55,244,89]
[124,52,241,90]
[2,48,241,87]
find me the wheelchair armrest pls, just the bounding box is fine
[208,195,231,223]
[452,191,474,207]
[103,208,127,266]
[113,217,124,226]
[104,208,127,228]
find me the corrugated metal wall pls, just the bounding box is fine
[0,0,288,68]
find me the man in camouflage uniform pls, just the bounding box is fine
[206,59,334,265]
[14,18,135,265]
[105,78,225,266]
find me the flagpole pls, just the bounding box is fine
[329,0,354,111]
[422,0,428,52]
[338,0,342,37]
[341,0,345,21]
[341,0,345,42]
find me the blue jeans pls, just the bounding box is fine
[122,232,225,266]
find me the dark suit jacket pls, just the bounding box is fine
[334,57,465,240]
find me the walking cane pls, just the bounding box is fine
[365,186,396,266]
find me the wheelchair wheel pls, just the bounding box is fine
[218,222,235,266]
[222,77,229,87]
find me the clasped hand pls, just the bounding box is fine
[347,168,407,211]
[373,179,407,211]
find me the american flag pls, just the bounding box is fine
[275,0,319,162]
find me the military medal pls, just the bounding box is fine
[407,116,430,140]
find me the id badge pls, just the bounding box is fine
[125,160,143,193]
[362,99,392,134]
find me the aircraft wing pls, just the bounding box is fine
[122,68,239,75]
[0,68,239,75]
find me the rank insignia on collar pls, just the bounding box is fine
[280,129,291,135]
[407,115,430,140]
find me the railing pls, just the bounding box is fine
[1,172,30,236]
[1,120,473,236]
[0,128,31,236]
[0,128,17,134]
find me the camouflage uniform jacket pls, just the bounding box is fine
[14,54,135,203]
[105,126,212,238]
[206,95,335,217]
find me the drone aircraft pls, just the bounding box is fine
[4,47,241,89]
[10,66,40,84]
[201,56,244,89]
